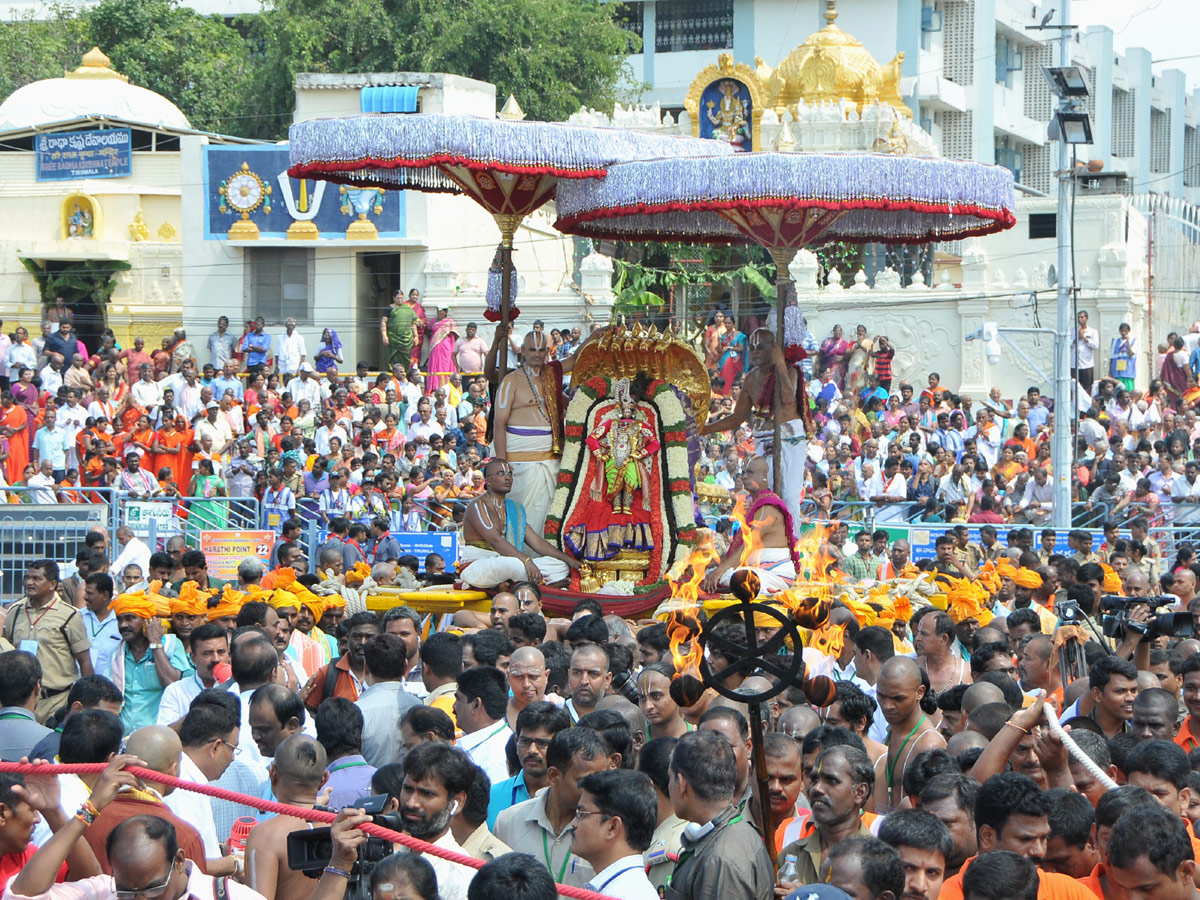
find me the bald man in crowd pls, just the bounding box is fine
[506,645,550,730]
[245,734,328,900]
[82,725,208,872]
[873,657,945,813]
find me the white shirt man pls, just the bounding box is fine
[277,323,308,375]
[58,398,88,466]
[131,375,164,411]
[109,529,152,579]
[38,362,63,395]
[1073,317,1100,369]
[287,367,326,408]
[164,743,222,858]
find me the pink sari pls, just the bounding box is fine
[426,317,457,391]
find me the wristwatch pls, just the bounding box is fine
[149,643,162,650]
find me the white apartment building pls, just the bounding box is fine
[620,0,1199,200]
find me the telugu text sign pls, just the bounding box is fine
[200,530,276,581]
[36,129,133,181]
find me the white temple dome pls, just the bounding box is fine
[0,47,192,132]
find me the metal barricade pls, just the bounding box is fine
[0,486,117,599]
[128,496,262,550]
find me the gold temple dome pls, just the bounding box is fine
[773,0,911,117]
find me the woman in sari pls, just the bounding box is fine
[844,324,874,399]
[0,389,29,485]
[127,414,156,469]
[425,310,457,391]
[704,310,729,372]
[187,458,227,541]
[315,328,343,375]
[819,325,852,386]
[882,394,907,428]
[717,323,748,396]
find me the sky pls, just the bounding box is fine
[1073,0,1200,93]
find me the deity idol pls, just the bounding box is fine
[566,377,660,560]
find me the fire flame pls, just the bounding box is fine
[775,521,840,629]
[666,531,719,676]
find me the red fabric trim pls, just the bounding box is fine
[538,583,673,616]
[555,196,1016,246]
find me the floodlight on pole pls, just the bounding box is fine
[1050,111,1094,144]
[1042,65,1091,98]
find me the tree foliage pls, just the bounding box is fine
[87,0,255,135]
[0,0,639,140]
[0,9,90,106]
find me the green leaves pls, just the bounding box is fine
[0,0,640,140]
[19,258,131,305]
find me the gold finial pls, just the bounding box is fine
[824,0,838,25]
[66,47,127,82]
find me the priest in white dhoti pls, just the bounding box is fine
[459,458,580,587]
[493,329,570,539]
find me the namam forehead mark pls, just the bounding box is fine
[525,331,548,351]
[749,328,776,350]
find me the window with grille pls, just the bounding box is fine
[655,0,733,53]
[995,34,1022,87]
[941,110,974,160]
[1112,88,1135,158]
[1023,144,1052,195]
[246,248,313,324]
[1151,108,1171,173]
[1185,127,1200,187]
[995,137,1023,183]
[1023,42,1053,122]
[944,0,975,86]
[615,2,644,40]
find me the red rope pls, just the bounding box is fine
[0,761,618,900]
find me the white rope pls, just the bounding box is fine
[1043,702,1119,791]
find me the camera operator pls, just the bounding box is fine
[309,809,440,900]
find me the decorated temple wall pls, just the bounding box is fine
[794,193,1150,405]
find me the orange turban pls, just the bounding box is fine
[323,593,346,611]
[945,579,994,627]
[206,585,245,621]
[840,596,878,627]
[170,581,211,617]
[110,592,158,619]
[1013,569,1043,589]
[344,561,371,586]
[1101,565,1123,594]
[292,584,325,623]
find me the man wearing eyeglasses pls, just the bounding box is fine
[571,769,660,900]
[487,701,571,830]
[459,458,580,588]
[9,759,265,900]
[166,690,241,877]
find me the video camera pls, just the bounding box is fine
[286,795,402,900]
[1099,595,1193,642]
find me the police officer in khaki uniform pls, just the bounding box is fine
[3,559,92,722]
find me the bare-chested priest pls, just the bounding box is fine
[493,328,576,539]
[871,657,945,814]
[460,457,580,587]
[702,458,800,594]
[698,328,807,525]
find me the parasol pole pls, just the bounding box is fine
[768,248,798,497]
[494,214,525,375]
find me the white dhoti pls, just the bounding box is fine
[504,426,560,541]
[718,548,797,595]
[459,544,569,588]
[754,419,807,526]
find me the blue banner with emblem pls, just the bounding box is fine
[37,128,132,181]
[203,145,405,239]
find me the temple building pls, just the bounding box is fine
[0,51,607,361]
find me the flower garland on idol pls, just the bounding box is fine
[545,376,695,590]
